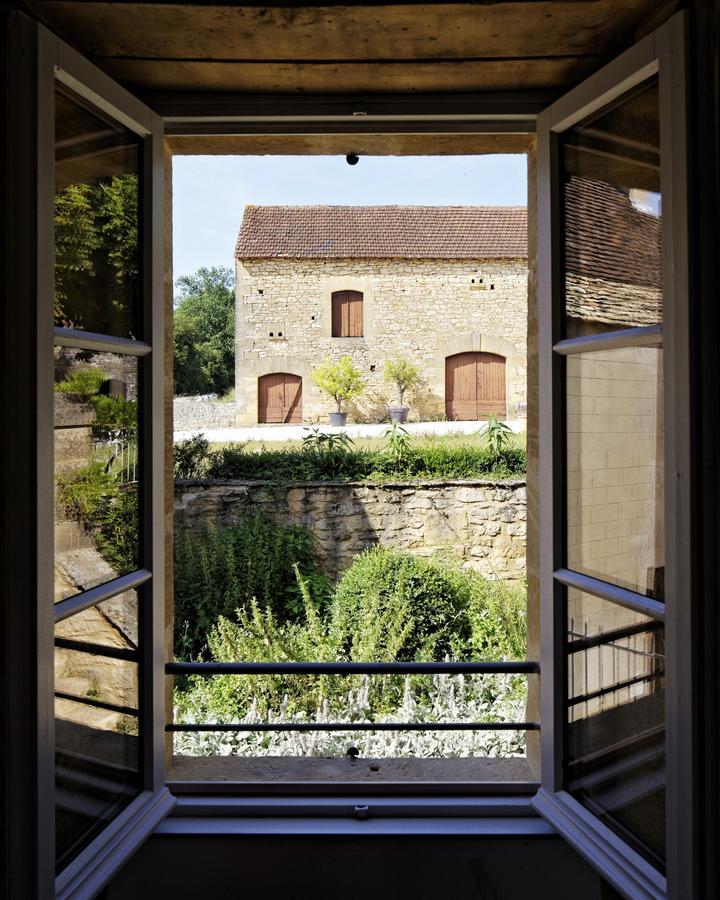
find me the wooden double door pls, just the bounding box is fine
[445,352,506,420]
[258,373,303,423]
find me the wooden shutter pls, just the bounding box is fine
[332,290,363,337]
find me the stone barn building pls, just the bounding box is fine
[234,205,528,425]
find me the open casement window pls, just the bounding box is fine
[19,23,173,898]
[533,14,690,900]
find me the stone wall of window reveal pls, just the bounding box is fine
[175,479,527,581]
[566,345,664,599]
[234,257,528,425]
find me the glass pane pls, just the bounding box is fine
[566,589,665,869]
[563,77,662,337]
[566,345,664,599]
[54,348,141,602]
[55,86,141,339]
[55,636,140,872]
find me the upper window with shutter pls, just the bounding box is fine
[331,290,363,337]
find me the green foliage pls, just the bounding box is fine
[331,547,469,661]
[173,516,331,659]
[200,441,526,483]
[174,544,527,723]
[55,368,107,402]
[55,367,137,434]
[381,422,413,470]
[57,463,138,575]
[384,357,421,406]
[483,415,514,457]
[173,267,235,396]
[174,435,212,479]
[91,395,137,434]
[311,355,366,412]
[54,175,139,332]
[300,427,356,479]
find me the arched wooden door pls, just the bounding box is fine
[258,373,303,423]
[445,352,506,420]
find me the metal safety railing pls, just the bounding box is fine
[164,660,540,734]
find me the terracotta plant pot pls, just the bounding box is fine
[329,411,348,426]
[388,406,409,424]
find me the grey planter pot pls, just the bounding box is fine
[329,411,348,427]
[388,406,409,424]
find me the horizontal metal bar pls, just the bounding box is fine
[54,569,151,623]
[55,690,139,718]
[553,323,663,356]
[554,569,665,622]
[567,671,663,708]
[55,636,138,662]
[166,661,538,676]
[54,327,152,356]
[567,620,663,654]
[167,721,539,733]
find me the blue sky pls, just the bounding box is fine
[172,154,527,280]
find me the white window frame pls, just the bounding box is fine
[533,12,691,900]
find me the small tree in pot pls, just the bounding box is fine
[311,355,365,426]
[384,357,421,423]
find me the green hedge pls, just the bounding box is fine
[174,436,526,483]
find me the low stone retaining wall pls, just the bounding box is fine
[174,397,237,432]
[175,479,527,581]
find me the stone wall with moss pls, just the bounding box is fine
[235,257,527,425]
[175,479,527,582]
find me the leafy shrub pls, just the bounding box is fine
[200,441,526,483]
[91,395,137,434]
[173,546,527,730]
[174,435,212,479]
[331,547,470,661]
[300,427,357,479]
[55,368,107,402]
[173,516,330,659]
[57,463,138,574]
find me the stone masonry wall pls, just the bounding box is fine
[174,398,239,432]
[175,479,527,582]
[235,257,527,424]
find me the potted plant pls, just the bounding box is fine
[384,357,420,424]
[311,355,365,426]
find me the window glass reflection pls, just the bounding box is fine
[54,348,140,601]
[566,589,665,869]
[54,87,141,338]
[566,346,664,599]
[563,77,661,337]
[55,639,140,872]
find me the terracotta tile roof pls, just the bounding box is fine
[235,205,527,260]
[565,176,662,328]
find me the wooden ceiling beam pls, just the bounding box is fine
[27,1,664,63]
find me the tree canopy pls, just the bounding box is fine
[173,267,235,396]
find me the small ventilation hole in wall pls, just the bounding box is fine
[490,284,495,290]
[311,315,315,320]
[258,289,263,294]
[278,331,283,337]
[269,332,274,337]
[370,365,376,372]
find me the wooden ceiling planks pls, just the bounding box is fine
[27,1,671,95]
[99,57,606,94]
